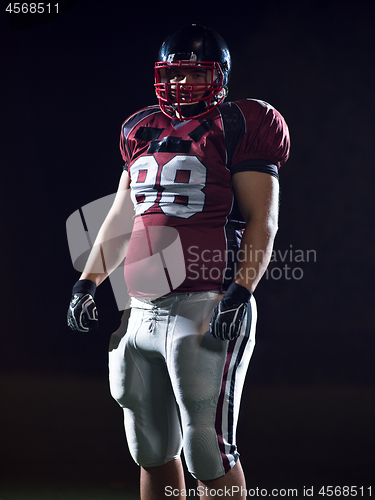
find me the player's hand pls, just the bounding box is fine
[67,279,98,332]
[209,282,252,340]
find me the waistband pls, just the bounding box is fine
[130,291,222,310]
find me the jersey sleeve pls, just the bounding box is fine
[119,126,130,171]
[230,99,290,178]
[119,106,162,172]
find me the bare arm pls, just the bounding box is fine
[80,170,133,286]
[232,170,279,292]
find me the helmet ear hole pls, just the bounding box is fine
[154,25,231,120]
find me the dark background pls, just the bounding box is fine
[1,0,374,496]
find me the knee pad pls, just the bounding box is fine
[123,408,182,468]
[182,421,239,480]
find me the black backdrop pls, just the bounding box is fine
[1,0,374,495]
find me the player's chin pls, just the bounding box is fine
[178,98,207,109]
[170,92,206,103]
[179,101,197,108]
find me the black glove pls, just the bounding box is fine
[67,279,98,332]
[210,282,252,340]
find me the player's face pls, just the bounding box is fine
[155,60,225,119]
[166,67,214,102]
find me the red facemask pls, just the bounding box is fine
[154,60,226,120]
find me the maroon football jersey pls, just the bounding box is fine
[120,99,290,297]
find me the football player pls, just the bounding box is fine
[67,25,290,499]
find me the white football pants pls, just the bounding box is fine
[108,291,257,481]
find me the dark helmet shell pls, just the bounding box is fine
[158,25,231,90]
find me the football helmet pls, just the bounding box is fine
[155,25,231,120]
